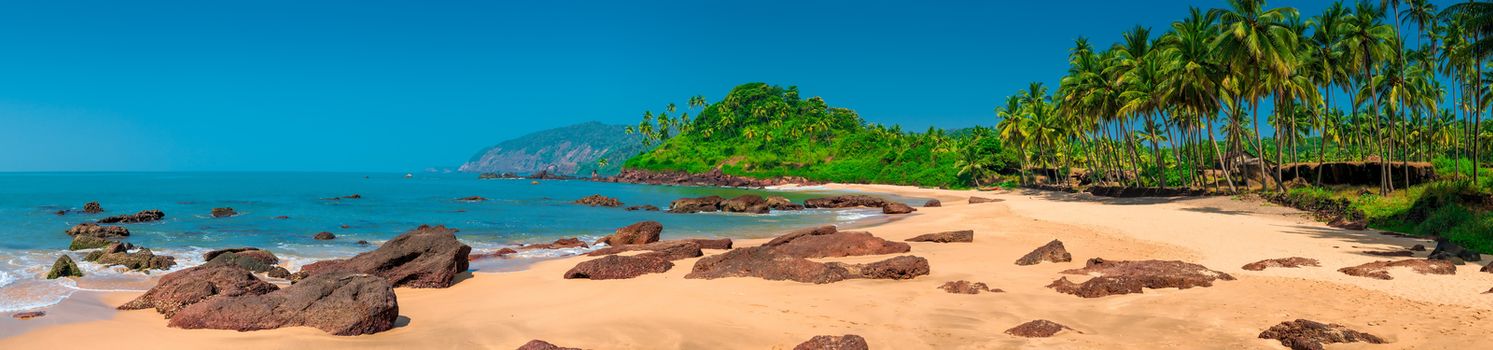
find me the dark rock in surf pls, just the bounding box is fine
[96,209,164,224]
[594,221,662,246]
[293,225,471,288]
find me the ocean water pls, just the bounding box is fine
[0,172,921,312]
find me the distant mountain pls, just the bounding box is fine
[459,121,650,176]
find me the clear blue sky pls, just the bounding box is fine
[0,0,1429,172]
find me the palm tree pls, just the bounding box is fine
[996,95,1031,185]
[1212,0,1301,192]
[1341,1,1396,194]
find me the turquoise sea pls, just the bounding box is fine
[0,172,921,312]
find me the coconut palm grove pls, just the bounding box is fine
[618,0,1493,253]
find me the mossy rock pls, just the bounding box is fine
[69,235,113,250]
[46,255,83,279]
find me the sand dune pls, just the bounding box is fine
[4,184,1491,349]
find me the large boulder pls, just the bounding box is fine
[767,231,910,259]
[96,209,165,224]
[167,272,398,336]
[793,335,868,350]
[923,199,942,207]
[905,230,973,243]
[1046,258,1234,298]
[836,256,929,280]
[1015,240,1072,266]
[881,202,916,214]
[594,221,662,247]
[84,243,176,271]
[1338,259,1456,280]
[686,247,854,284]
[1258,319,1385,350]
[294,225,471,288]
[563,255,674,280]
[720,195,770,214]
[1428,238,1483,263]
[202,248,280,273]
[210,207,237,218]
[1005,320,1076,338]
[686,238,733,250]
[69,235,114,250]
[766,196,804,210]
[83,201,104,214]
[574,194,622,207]
[65,223,130,239]
[1242,257,1320,271]
[667,195,724,213]
[119,265,279,318]
[803,195,887,209]
[46,255,83,279]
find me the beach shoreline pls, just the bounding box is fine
[4,183,1492,349]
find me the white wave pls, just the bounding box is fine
[0,278,76,313]
[0,270,14,288]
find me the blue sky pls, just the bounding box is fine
[0,0,1436,172]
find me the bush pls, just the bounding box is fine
[1446,213,1493,254]
[1414,204,1474,237]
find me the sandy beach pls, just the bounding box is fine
[5,184,1492,349]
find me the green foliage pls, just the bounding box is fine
[624,83,1014,188]
[1415,204,1473,237]
[1446,213,1493,254]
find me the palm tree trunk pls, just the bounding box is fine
[1251,97,1273,193]
[1208,120,1236,193]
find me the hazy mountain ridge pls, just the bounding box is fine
[459,121,649,176]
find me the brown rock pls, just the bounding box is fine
[1258,319,1385,350]
[518,237,589,250]
[764,225,840,246]
[69,235,114,250]
[594,221,662,246]
[586,240,703,261]
[792,334,868,350]
[1242,257,1320,271]
[667,195,724,213]
[686,238,733,250]
[720,195,770,214]
[84,243,176,271]
[624,204,660,211]
[168,272,398,336]
[516,340,580,350]
[686,246,853,284]
[881,202,916,214]
[294,225,471,288]
[766,196,804,210]
[46,255,84,279]
[563,255,673,280]
[313,231,336,240]
[1005,319,1075,338]
[1338,259,1456,280]
[1363,250,1415,257]
[838,255,929,280]
[574,194,622,207]
[939,280,1002,294]
[803,195,888,209]
[274,215,290,220]
[211,207,237,218]
[119,265,279,318]
[1410,244,1426,251]
[1046,258,1235,298]
[267,267,291,279]
[1014,240,1072,266]
[202,248,280,273]
[1328,217,1367,230]
[767,230,910,259]
[456,196,488,202]
[65,223,130,239]
[968,196,998,204]
[83,201,104,214]
[1483,261,1493,273]
[923,199,941,207]
[468,248,519,261]
[904,230,973,243]
[12,311,45,320]
[97,209,165,224]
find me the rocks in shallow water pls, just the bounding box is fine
[968,196,997,204]
[119,265,279,317]
[517,340,580,350]
[574,194,622,207]
[294,224,471,288]
[1338,259,1456,280]
[468,248,519,261]
[313,232,336,240]
[83,201,104,214]
[766,196,803,210]
[46,255,83,279]
[624,204,659,211]
[881,202,916,214]
[586,240,703,261]
[66,223,130,239]
[84,243,176,271]
[1258,319,1385,350]
[456,196,488,202]
[1046,258,1234,298]
[518,237,589,250]
[12,311,45,320]
[69,235,114,250]
[202,248,280,273]
[793,334,868,350]
[96,209,165,224]
[1005,319,1075,338]
[940,280,1001,294]
[803,195,888,209]
[1428,238,1482,263]
[904,230,973,243]
[923,199,941,207]
[210,207,237,218]
[1014,239,1072,266]
[595,221,662,246]
[168,272,398,336]
[667,195,724,213]
[563,255,674,280]
[1328,217,1367,230]
[720,195,770,214]
[1241,257,1320,271]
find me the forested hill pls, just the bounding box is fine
[622,83,1012,188]
[460,121,648,176]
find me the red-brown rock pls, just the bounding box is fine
[1258,319,1385,350]
[667,195,724,213]
[1338,259,1456,280]
[1046,258,1235,298]
[119,265,279,318]
[939,280,1002,294]
[65,223,130,238]
[767,196,804,210]
[563,255,673,280]
[837,255,929,280]
[97,209,165,223]
[792,334,868,350]
[803,195,888,209]
[83,201,104,214]
[686,246,854,284]
[881,202,916,214]
[1014,240,1072,266]
[518,237,589,250]
[586,240,703,260]
[720,195,770,213]
[210,207,237,218]
[313,231,336,240]
[294,224,471,288]
[968,196,998,204]
[574,194,622,207]
[468,248,519,261]
[168,272,398,336]
[12,311,45,320]
[768,231,910,259]
[1328,217,1367,230]
[923,199,942,207]
[905,230,973,243]
[516,340,580,350]
[456,196,488,202]
[686,238,733,250]
[594,221,662,246]
[1005,319,1075,338]
[1242,257,1320,271]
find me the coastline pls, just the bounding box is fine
[4,184,1492,349]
